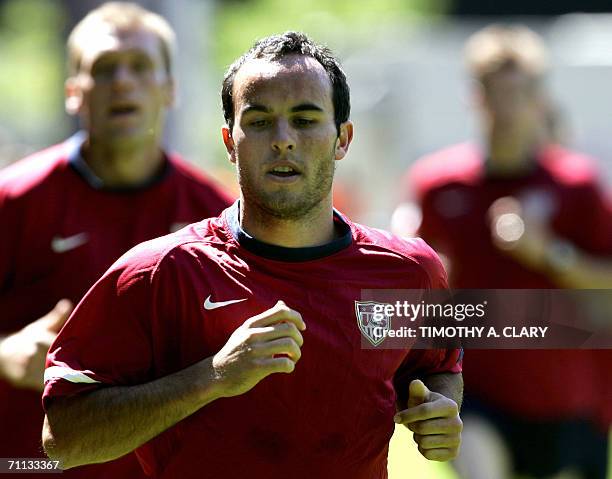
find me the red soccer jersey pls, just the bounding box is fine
[44,203,462,479]
[0,134,232,478]
[406,142,611,420]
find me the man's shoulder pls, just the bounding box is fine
[0,140,71,198]
[353,222,441,261]
[166,153,233,201]
[351,222,447,286]
[110,213,231,282]
[538,144,601,187]
[406,142,483,200]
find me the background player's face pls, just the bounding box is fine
[223,55,351,219]
[479,66,543,128]
[66,26,173,149]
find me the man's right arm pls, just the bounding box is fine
[43,301,305,469]
[44,356,221,469]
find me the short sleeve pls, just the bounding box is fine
[0,183,19,318]
[42,251,156,410]
[393,348,463,408]
[392,239,461,402]
[404,237,449,290]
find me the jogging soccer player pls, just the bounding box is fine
[0,3,231,477]
[393,25,610,479]
[42,31,463,478]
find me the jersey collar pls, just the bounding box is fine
[65,131,172,192]
[225,201,353,262]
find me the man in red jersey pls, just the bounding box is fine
[393,25,610,479]
[0,2,231,478]
[41,32,463,478]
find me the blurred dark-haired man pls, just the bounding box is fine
[42,31,463,479]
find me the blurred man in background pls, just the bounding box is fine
[393,25,611,479]
[0,2,231,477]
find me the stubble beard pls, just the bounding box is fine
[238,148,336,221]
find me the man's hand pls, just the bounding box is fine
[212,300,306,398]
[0,299,73,391]
[394,379,462,461]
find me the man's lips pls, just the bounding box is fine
[108,103,141,117]
[266,161,302,178]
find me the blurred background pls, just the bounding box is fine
[3,0,612,227]
[1,1,611,477]
[0,0,612,227]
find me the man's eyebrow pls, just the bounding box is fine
[242,104,270,114]
[241,103,324,114]
[291,103,324,113]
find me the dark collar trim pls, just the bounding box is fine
[66,131,172,192]
[484,156,540,180]
[225,201,353,262]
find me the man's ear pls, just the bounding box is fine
[470,79,486,111]
[164,76,177,108]
[65,77,84,116]
[222,125,236,164]
[335,120,354,161]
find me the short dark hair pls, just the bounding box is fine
[222,31,350,135]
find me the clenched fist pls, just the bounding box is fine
[212,300,306,398]
[394,379,462,461]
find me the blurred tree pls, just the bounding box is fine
[213,0,450,71]
[205,0,450,169]
[0,0,66,158]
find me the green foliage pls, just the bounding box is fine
[213,0,450,72]
[202,0,449,169]
[0,0,67,143]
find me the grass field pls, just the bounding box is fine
[388,424,458,479]
[387,424,612,479]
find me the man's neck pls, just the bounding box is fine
[81,139,165,188]
[486,122,540,176]
[239,200,337,248]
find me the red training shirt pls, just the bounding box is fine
[0,133,232,478]
[406,142,611,421]
[44,203,462,479]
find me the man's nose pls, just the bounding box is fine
[110,64,136,91]
[271,119,296,152]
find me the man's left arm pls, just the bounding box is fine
[393,372,463,461]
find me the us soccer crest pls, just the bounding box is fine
[355,301,391,346]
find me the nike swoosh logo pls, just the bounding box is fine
[204,295,247,310]
[51,233,89,254]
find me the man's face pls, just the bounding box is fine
[223,55,352,220]
[66,26,173,148]
[480,66,542,126]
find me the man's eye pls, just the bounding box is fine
[294,118,315,126]
[132,58,152,73]
[92,63,115,78]
[250,119,269,128]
